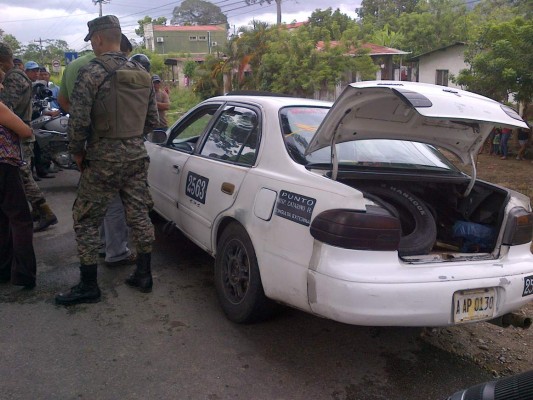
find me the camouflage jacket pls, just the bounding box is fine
[0,68,32,124]
[0,69,34,143]
[67,51,159,162]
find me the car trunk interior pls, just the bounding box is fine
[336,175,510,262]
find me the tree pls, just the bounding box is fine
[22,40,72,66]
[307,8,358,41]
[256,27,376,97]
[230,21,272,90]
[192,54,225,99]
[171,0,228,26]
[455,17,533,114]
[356,0,419,29]
[245,0,283,25]
[136,16,167,39]
[394,0,470,55]
[1,34,23,56]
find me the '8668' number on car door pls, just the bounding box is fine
[186,171,209,204]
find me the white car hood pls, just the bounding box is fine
[306,81,528,164]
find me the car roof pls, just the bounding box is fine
[207,94,332,108]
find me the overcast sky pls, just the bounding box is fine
[0,0,361,52]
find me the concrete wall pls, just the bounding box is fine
[144,24,227,55]
[418,45,467,88]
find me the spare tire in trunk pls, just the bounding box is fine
[361,184,437,256]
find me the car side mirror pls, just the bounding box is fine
[146,129,167,144]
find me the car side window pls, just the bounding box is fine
[168,105,220,153]
[199,106,259,166]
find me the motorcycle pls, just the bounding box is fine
[30,83,76,171]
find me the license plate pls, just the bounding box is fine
[453,288,496,323]
[524,275,533,297]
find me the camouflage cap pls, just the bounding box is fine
[84,15,121,42]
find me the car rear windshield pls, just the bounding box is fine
[280,107,460,173]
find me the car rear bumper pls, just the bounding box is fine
[307,244,533,327]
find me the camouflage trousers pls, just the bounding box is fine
[19,142,45,206]
[73,158,155,265]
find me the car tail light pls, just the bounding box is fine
[310,206,401,250]
[502,207,533,246]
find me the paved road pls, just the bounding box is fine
[0,170,493,399]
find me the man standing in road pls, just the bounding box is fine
[55,15,159,305]
[0,46,58,232]
[58,34,138,269]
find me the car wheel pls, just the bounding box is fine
[215,222,277,323]
[362,184,437,256]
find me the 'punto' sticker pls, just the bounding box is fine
[275,190,316,226]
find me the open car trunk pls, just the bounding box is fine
[302,81,530,262]
[337,174,509,262]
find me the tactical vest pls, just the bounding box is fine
[90,54,152,139]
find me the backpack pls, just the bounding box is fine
[91,54,152,139]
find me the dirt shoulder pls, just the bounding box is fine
[422,303,532,378]
[421,152,533,378]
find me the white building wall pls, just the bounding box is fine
[144,23,155,52]
[418,45,467,89]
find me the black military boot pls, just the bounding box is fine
[55,264,101,305]
[125,253,152,293]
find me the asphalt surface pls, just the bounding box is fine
[0,169,495,400]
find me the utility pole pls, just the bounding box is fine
[34,38,53,65]
[92,0,110,17]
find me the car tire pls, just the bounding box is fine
[215,222,278,323]
[362,184,437,256]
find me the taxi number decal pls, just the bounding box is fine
[524,275,533,297]
[185,172,209,204]
[275,190,316,227]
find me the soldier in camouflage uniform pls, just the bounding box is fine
[55,15,159,305]
[0,44,58,232]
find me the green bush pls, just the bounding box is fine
[166,86,202,126]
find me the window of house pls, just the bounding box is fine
[198,35,207,41]
[436,70,449,86]
[189,36,197,41]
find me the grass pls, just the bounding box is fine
[166,87,202,127]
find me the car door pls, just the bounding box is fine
[147,103,223,226]
[178,104,261,252]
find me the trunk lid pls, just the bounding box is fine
[306,81,528,165]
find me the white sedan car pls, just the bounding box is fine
[146,81,533,327]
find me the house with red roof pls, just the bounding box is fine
[316,41,411,81]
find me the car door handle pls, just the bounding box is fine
[172,164,180,173]
[221,182,235,195]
